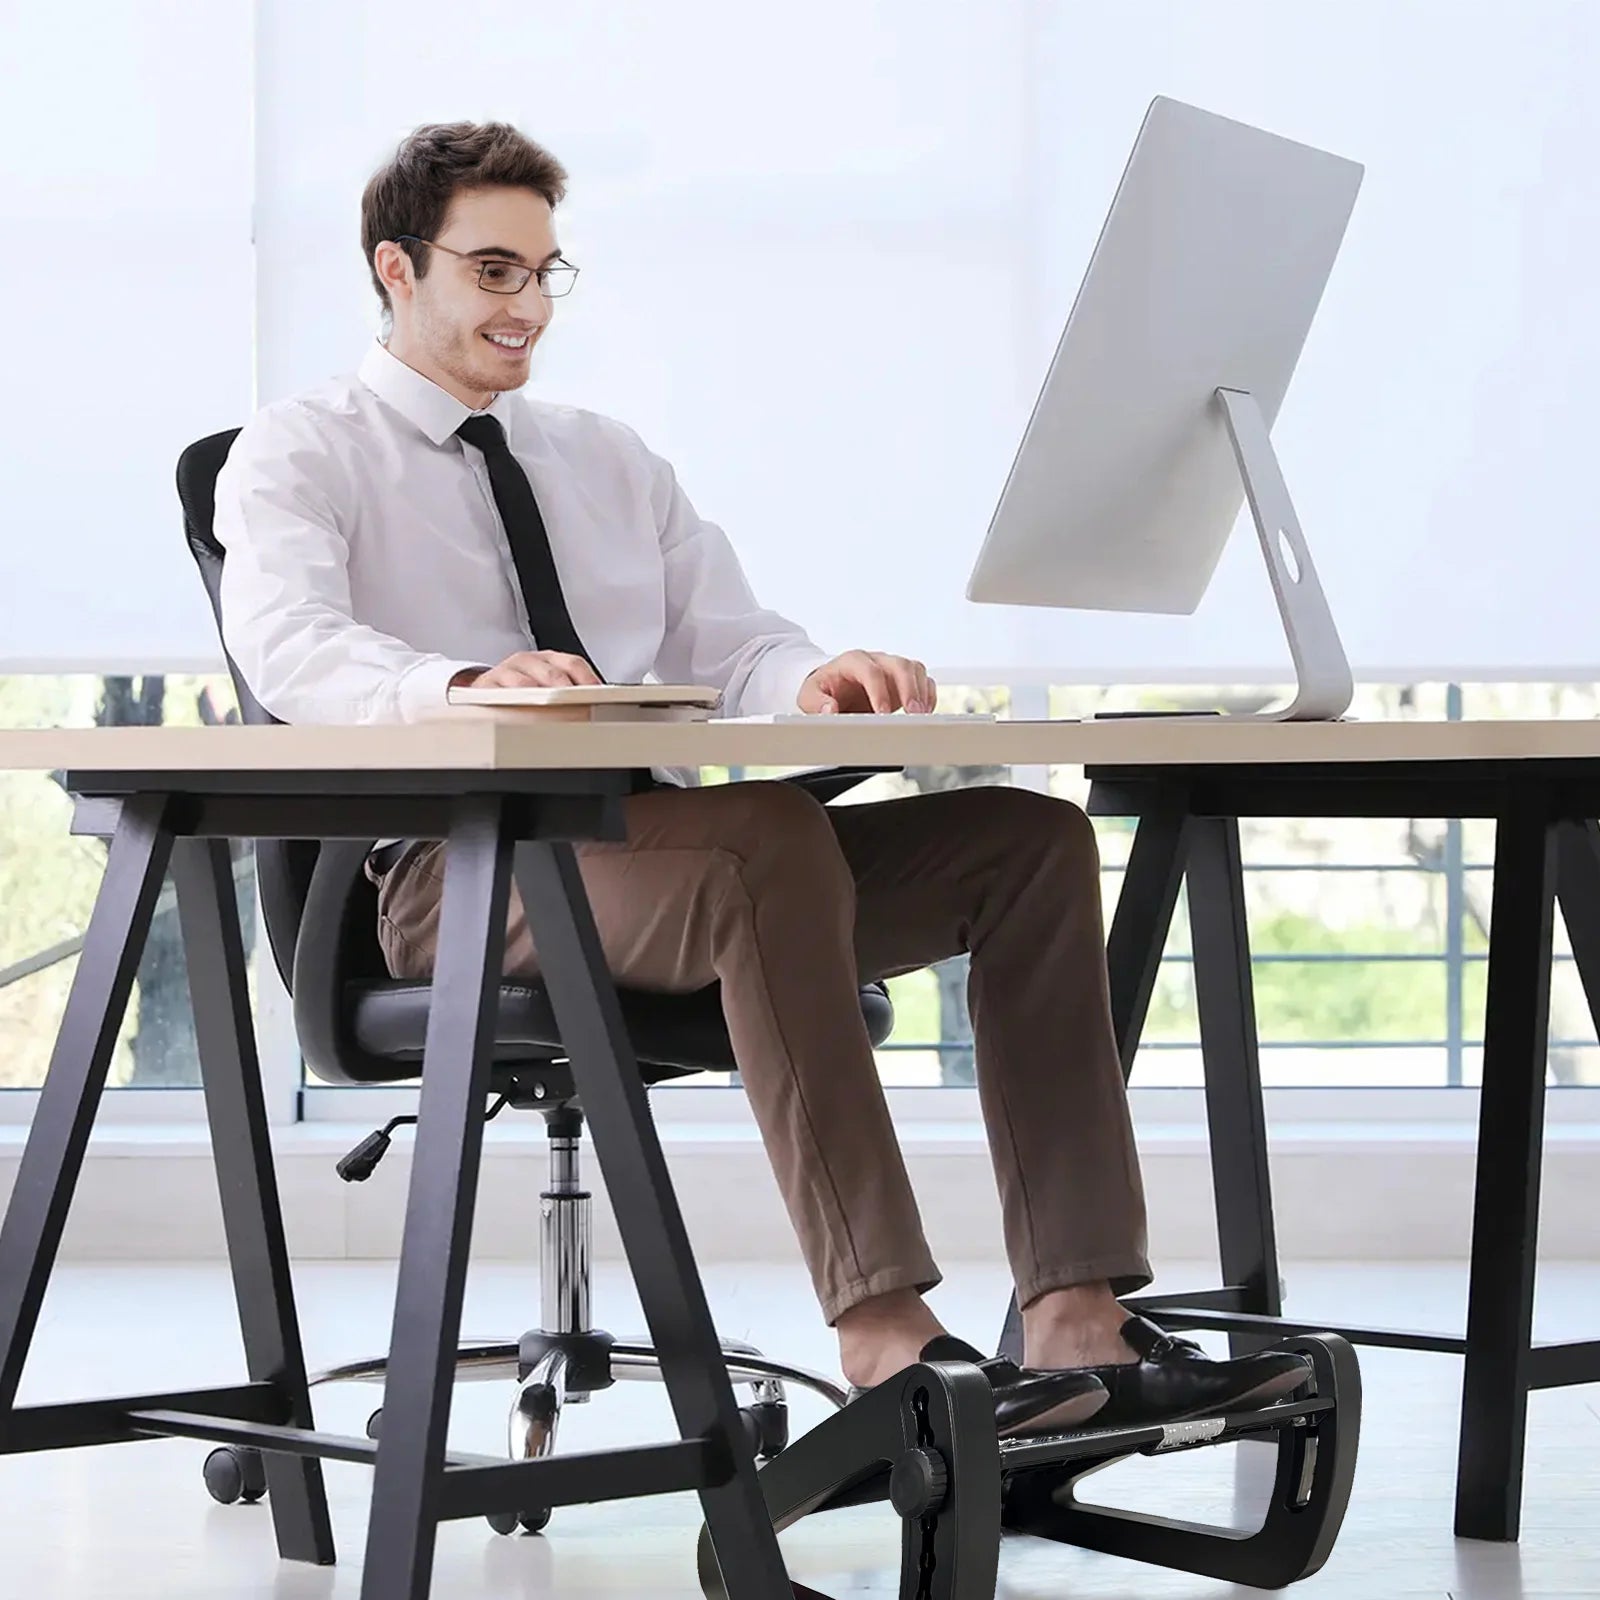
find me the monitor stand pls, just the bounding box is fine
[1213,386,1353,721]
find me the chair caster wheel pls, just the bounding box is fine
[365,1407,383,1440]
[739,1401,789,1459]
[203,1445,267,1505]
[486,1506,552,1536]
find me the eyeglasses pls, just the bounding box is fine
[394,236,579,298]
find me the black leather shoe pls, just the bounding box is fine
[1068,1315,1312,1429]
[847,1334,1109,1437]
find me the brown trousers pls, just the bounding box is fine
[372,781,1151,1324]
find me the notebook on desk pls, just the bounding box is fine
[435,683,723,721]
[446,683,723,708]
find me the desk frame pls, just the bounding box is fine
[0,770,810,1600]
[2,747,1597,1584]
[998,758,1600,1543]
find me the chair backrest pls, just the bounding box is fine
[175,430,387,994]
[177,431,271,722]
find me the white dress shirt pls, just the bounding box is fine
[213,341,831,780]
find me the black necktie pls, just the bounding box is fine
[456,413,658,793]
[456,413,594,667]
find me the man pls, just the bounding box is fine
[214,119,1306,1434]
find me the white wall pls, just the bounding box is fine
[9,1,1600,679]
[0,0,254,668]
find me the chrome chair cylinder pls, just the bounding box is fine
[540,1131,591,1334]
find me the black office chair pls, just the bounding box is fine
[176,428,894,1533]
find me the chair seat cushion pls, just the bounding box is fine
[349,976,895,1079]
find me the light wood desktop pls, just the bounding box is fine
[6,713,1600,776]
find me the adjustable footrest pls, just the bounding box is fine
[696,1333,1360,1599]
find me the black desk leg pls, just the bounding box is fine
[1187,816,1283,1351]
[514,840,797,1599]
[1455,802,1557,1542]
[171,837,334,1565]
[1555,819,1600,1032]
[1106,805,1194,1076]
[0,795,173,1417]
[361,797,516,1600]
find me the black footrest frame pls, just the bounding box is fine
[697,1333,1361,1599]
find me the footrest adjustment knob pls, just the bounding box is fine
[890,1446,948,1519]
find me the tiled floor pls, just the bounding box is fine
[4,1258,1598,1597]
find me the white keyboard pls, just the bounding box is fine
[724,712,999,724]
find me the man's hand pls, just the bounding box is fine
[798,651,937,715]
[452,650,602,690]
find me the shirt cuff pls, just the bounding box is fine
[395,656,491,723]
[734,642,833,717]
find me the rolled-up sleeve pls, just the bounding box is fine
[213,403,486,724]
[635,434,829,716]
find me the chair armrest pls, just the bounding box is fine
[778,766,900,804]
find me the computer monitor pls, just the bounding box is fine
[966,97,1364,720]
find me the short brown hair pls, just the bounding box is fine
[360,121,569,314]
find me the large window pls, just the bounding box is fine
[3,672,1598,1109]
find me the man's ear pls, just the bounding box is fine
[375,239,412,306]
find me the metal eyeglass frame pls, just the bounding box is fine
[394,235,579,298]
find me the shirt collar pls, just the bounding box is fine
[357,338,520,448]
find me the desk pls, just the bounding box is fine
[0,719,1595,1593]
